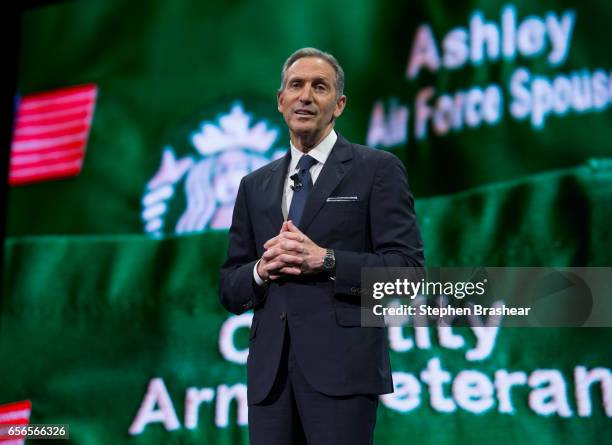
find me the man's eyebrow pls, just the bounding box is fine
[287,75,331,83]
[285,76,306,86]
[311,76,331,84]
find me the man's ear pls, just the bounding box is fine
[277,90,284,113]
[334,95,347,119]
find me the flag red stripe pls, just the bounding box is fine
[11,147,83,167]
[10,140,84,156]
[17,97,95,117]
[10,163,82,185]
[16,108,91,125]
[14,118,90,136]
[0,402,31,416]
[11,132,88,151]
[13,123,90,142]
[19,90,97,112]
[19,83,96,104]
[0,439,26,445]
[11,155,83,173]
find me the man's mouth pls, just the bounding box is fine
[295,109,315,116]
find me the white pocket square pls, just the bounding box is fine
[326,196,359,202]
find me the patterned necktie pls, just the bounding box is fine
[287,154,318,227]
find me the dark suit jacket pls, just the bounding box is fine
[219,134,424,404]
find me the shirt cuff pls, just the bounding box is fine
[253,260,266,286]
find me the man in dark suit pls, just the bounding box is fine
[219,47,424,444]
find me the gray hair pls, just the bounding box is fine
[279,47,345,99]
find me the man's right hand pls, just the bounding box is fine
[257,221,304,280]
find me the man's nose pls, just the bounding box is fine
[299,84,313,103]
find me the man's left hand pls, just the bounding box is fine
[263,220,326,276]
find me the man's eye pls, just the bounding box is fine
[315,84,328,92]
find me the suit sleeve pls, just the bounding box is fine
[333,152,424,295]
[219,177,267,314]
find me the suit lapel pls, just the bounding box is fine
[261,150,290,231]
[298,135,353,233]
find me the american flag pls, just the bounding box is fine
[0,400,31,445]
[10,84,98,186]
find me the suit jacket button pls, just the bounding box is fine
[280,312,287,320]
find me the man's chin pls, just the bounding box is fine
[289,125,317,138]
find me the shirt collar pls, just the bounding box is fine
[289,129,337,171]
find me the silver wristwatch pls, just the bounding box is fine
[322,249,336,274]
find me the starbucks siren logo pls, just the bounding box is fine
[142,103,285,236]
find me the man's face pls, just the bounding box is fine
[277,57,346,144]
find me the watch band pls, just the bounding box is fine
[323,248,336,276]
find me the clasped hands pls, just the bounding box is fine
[256,220,326,281]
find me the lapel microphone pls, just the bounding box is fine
[290,173,303,191]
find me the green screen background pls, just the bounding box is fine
[2,1,611,443]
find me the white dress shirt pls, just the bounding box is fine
[253,129,338,285]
